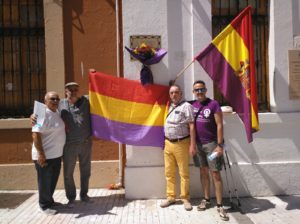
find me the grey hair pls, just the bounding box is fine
[44,91,59,101]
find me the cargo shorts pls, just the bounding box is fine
[193,141,224,171]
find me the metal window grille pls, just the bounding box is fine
[212,0,270,112]
[0,0,45,118]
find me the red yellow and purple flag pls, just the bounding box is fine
[89,72,169,147]
[195,6,259,143]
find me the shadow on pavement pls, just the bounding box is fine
[278,195,300,210]
[236,197,275,214]
[0,193,34,209]
[54,193,130,219]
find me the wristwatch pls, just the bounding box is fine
[217,142,224,148]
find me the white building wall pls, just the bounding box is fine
[123,0,300,199]
[269,0,300,112]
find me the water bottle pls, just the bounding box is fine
[208,151,218,161]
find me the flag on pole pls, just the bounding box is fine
[89,72,169,147]
[195,6,259,143]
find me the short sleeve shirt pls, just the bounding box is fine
[32,108,66,160]
[164,101,194,139]
[192,98,222,144]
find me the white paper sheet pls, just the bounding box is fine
[33,101,46,128]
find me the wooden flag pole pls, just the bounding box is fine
[169,59,195,85]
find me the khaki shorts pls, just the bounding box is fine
[193,141,224,171]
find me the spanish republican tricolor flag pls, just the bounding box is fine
[89,72,169,147]
[195,6,259,143]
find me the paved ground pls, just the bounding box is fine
[0,189,299,224]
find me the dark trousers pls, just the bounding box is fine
[63,138,92,201]
[34,157,61,210]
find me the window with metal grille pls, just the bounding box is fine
[0,0,45,118]
[212,0,269,112]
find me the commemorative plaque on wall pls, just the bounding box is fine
[288,50,300,99]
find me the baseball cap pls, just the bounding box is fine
[65,82,79,88]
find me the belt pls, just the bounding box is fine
[165,135,190,142]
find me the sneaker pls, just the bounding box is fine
[81,195,92,203]
[197,199,211,211]
[182,199,193,211]
[40,208,57,215]
[160,199,176,208]
[51,201,63,207]
[217,206,229,221]
[67,199,75,208]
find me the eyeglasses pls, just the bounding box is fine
[193,88,207,93]
[50,97,60,102]
[67,88,78,92]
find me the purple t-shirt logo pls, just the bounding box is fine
[203,109,211,118]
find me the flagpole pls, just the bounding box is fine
[170,59,195,85]
[115,0,123,188]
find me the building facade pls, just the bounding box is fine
[0,0,120,190]
[123,0,300,198]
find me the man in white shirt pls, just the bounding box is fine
[32,91,66,215]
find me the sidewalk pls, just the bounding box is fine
[0,188,299,224]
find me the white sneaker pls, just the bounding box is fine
[160,199,176,208]
[182,199,193,211]
[40,208,57,215]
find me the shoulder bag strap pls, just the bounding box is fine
[194,104,204,143]
[166,100,186,119]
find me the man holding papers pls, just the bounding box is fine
[32,92,65,215]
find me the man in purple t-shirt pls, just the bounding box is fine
[191,80,229,221]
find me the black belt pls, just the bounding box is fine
[165,135,190,142]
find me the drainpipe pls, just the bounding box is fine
[115,0,123,187]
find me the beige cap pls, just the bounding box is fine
[65,82,79,88]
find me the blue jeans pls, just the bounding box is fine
[34,157,61,209]
[63,138,92,201]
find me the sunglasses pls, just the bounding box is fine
[50,97,60,102]
[193,88,207,93]
[67,88,78,92]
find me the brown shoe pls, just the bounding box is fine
[182,199,193,211]
[197,199,211,211]
[160,199,176,208]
